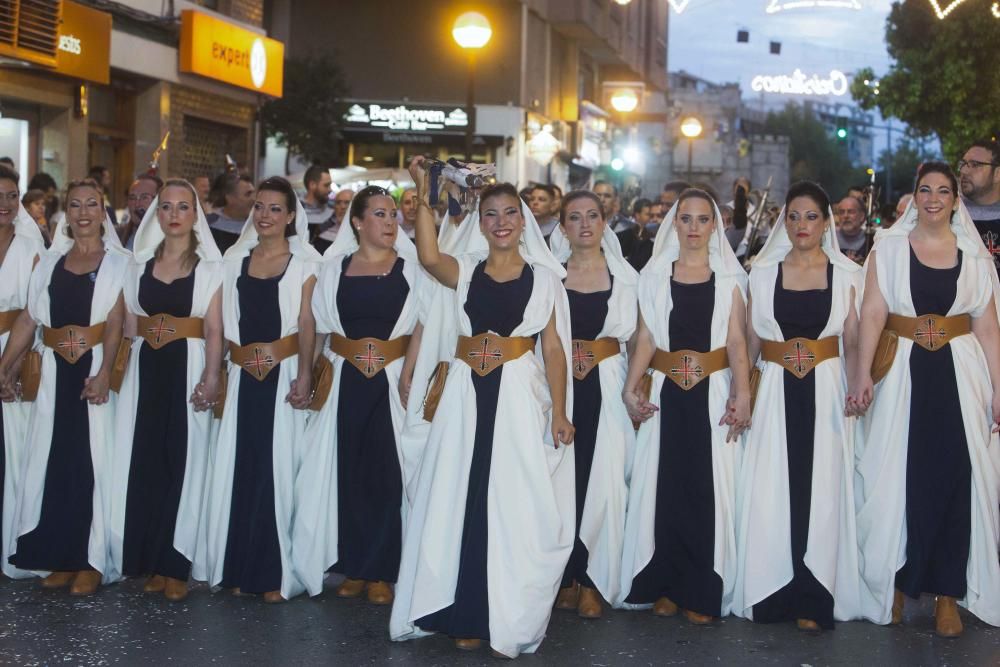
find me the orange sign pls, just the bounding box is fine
[54,1,112,85]
[179,10,284,97]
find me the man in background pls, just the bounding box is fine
[398,188,419,239]
[836,195,867,263]
[959,139,1000,272]
[300,165,334,244]
[207,173,255,253]
[193,175,213,214]
[118,174,163,249]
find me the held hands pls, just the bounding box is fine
[846,374,874,417]
[623,388,658,425]
[552,413,575,449]
[191,372,221,412]
[81,371,110,405]
[721,392,751,443]
[286,376,312,410]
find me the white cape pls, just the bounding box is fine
[855,201,1000,626]
[734,205,862,621]
[1,203,44,578]
[618,197,747,612]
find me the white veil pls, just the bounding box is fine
[10,200,45,246]
[50,210,128,257]
[752,203,860,274]
[131,179,222,263]
[322,192,418,263]
[549,219,638,286]
[223,193,322,262]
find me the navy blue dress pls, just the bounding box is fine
[895,246,970,600]
[10,257,97,572]
[627,272,722,617]
[753,262,835,629]
[561,277,612,590]
[122,261,197,581]
[332,255,409,583]
[417,261,535,641]
[220,255,288,594]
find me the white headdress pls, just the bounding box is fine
[224,188,321,261]
[322,189,418,263]
[752,201,860,273]
[643,193,746,281]
[549,216,638,286]
[11,200,45,246]
[872,196,990,260]
[131,178,222,263]
[50,199,128,257]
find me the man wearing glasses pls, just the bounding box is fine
[118,174,163,250]
[959,139,1000,271]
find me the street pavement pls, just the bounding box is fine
[1,576,998,665]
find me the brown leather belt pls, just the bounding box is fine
[228,334,298,381]
[0,309,22,336]
[650,347,729,391]
[760,336,840,379]
[456,333,535,377]
[42,322,107,364]
[571,337,620,381]
[330,333,411,379]
[137,314,205,350]
[885,313,971,352]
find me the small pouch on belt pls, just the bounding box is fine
[760,336,840,380]
[137,314,205,350]
[422,361,450,422]
[42,322,107,364]
[571,337,620,381]
[214,365,228,419]
[456,333,535,377]
[17,349,42,402]
[650,347,729,391]
[309,355,334,410]
[0,308,23,336]
[885,313,971,352]
[109,337,133,393]
[330,333,411,379]
[870,330,898,385]
[228,334,299,381]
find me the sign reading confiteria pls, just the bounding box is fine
[751,69,849,97]
[342,103,469,132]
[179,10,284,97]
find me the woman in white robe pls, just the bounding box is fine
[735,181,862,631]
[198,176,320,603]
[851,162,1000,636]
[619,189,751,624]
[390,158,575,658]
[0,166,44,579]
[548,191,637,618]
[0,178,128,595]
[109,179,223,601]
[293,186,421,603]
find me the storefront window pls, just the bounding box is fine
[0,118,31,189]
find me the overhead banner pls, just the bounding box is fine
[179,10,284,97]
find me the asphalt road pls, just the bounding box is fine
[1,576,998,666]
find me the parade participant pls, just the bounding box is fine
[200,176,320,603]
[835,196,867,263]
[118,175,163,250]
[619,189,751,625]
[21,189,51,246]
[850,162,1000,636]
[616,197,650,264]
[390,157,574,658]
[734,181,862,632]
[108,179,224,602]
[315,188,354,254]
[398,187,419,239]
[959,140,1000,272]
[548,191,637,619]
[0,178,128,595]
[0,166,44,578]
[207,173,255,254]
[293,186,422,604]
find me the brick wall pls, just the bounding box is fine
[220,0,263,27]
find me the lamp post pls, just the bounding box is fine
[679,116,703,183]
[453,11,492,161]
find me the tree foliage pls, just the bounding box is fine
[764,102,868,199]
[851,2,1000,161]
[876,138,938,202]
[260,54,349,166]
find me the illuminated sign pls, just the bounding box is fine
[53,0,111,84]
[766,0,861,12]
[751,69,849,97]
[342,103,469,132]
[179,10,284,97]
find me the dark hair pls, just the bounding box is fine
[914,161,958,196]
[968,139,1000,167]
[0,164,19,188]
[256,176,300,238]
[692,182,720,204]
[22,189,45,207]
[552,184,563,197]
[0,157,13,168]
[479,182,522,216]
[303,164,329,188]
[662,180,691,196]
[632,197,651,216]
[156,179,201,271]
[529,183,556,198]
[785,181,832,219]
[134,173,163,190]
[87,165,107,179]
[28,171,57,193]
[592,179,618,196]
[559,190,605,224]
[348,185,393,240]
[675,188,717,218]
[211,173,254,208]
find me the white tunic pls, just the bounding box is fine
[856,234,1000,626]
[734,260,862,621]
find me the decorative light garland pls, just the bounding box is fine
[668,0,691,13]
[927,0,968,19]
[766,1,861,13]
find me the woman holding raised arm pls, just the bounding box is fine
[390,157,574,659]
[851,162,1000,636]
[109,179,224,601]
[619,189,751,625]
[548,191,637,619]
[734,181,861,632]
[200,176,320,603]
[0,178,128,595]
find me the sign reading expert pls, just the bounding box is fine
[179,10,284,97]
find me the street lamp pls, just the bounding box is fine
[679,116,703,183]
[453,11,492,161]
[610,89,639,114]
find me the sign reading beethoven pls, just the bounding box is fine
[343,103,469,133]
[751,69,849,97]
[179,10,284,97]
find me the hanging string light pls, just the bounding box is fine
[927,0,968,19]
[668,0,692,14]
[766,1,861,13]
